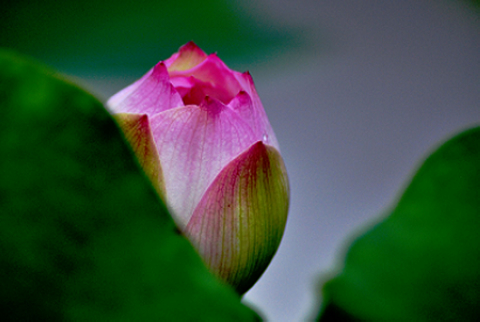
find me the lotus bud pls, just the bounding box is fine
[107,42,289,294]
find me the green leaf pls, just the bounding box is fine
[318,127,480,321]
[0,49,259,321]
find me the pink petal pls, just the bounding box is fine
[106,62,184,115]
[185,141,289,294]
[113,113,165,199]
[229,73,280,150]
[169,54,242,105]
[168,76,195,96]
[149,97,258,227]
[164,41,208,72]
[173,77,215,106]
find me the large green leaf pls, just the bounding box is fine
[0,50,259,320]
[318,127,480,321]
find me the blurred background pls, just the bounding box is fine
[2,0,479,320]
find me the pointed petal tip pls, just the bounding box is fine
[199,95,225,115]
[184,40,198,47]
[206,52,225,65]
[151,61,168,77]
[243,71,254,82]
[138,113,149,125]
[167,42,208,72]
[228,91,253,117]
[180,41,204,54]
[236,71,255,91]
[247,141,271,161]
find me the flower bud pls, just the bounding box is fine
[107,42,289,294]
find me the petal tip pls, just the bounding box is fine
[180,41,205,54]
[167,42,208,72]
[199,95,225,115]
[151,61,168,78]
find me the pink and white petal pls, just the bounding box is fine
[114,113,165,199]
[185,141,289,294]
[165,41,208,72]
[106,62,184,116]
[169,54,242,104]
[169,76,194,91]
[228,91,261,139]
[233,70,254,97]
[149,97,258,227]
[228,81,280,150]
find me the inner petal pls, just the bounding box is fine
[171,75,234,106]
[169,54,243,105]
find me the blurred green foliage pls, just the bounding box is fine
[318,127,480,321]
[467,0,480,9]
[0,0,300,73]
[0,49,259,320]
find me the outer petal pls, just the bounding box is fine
[114,113,165,199]
[228,83,280,151]
[149,97,258,227]
[185,141,289,294]
[165,41,208,72]
[106,62,184,115]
